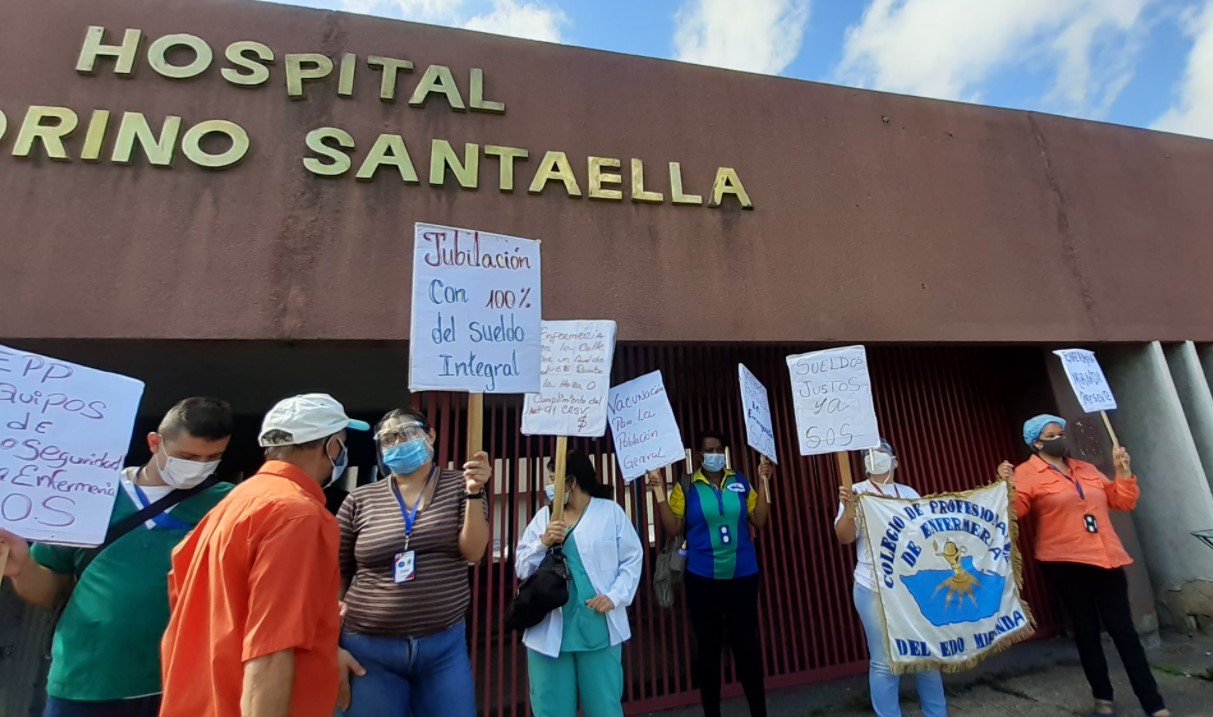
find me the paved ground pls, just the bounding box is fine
[648,631,1213,716]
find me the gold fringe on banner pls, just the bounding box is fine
[858,479,1037,676]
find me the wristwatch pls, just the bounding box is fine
[465,491,484,500]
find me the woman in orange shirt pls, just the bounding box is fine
[998,414,1169,717]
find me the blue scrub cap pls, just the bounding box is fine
[1023,414,1066,447]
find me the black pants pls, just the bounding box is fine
[1040,562,1166,714]
[43,695,161,717]
[684,573,766,717]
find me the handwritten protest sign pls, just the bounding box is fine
[1054,349,1117,413]
[409,223,542,394]
[738,364,778,463]
[858,481,1035,674]
[0,346,144,546]
[607,371,683,481]
[522,320,617,437]
[786,345,880,456]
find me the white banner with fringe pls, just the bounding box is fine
[858,480,1035,674]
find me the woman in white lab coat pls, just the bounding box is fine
[515,451,644,717]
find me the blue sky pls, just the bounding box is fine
[269,0,1213,139]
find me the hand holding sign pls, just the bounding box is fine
[1113,446,1132,478]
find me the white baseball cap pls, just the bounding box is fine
[259,393,371,447]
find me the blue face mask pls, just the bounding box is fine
[544,483,570,504]
[701,453,726,473]
[382,438,434,476]
[326,437,348,488]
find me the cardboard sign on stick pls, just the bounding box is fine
[738,364,778,464]
[409,223,542,394]
[607,371,683,482]
[786,345,881,457]
[522,320,616,437]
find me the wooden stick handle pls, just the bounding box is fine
[552,436,568,523]
[466,393,484,459]
[760,454,771,504]
[1100,411,1120,450]
[0,542,9,583]
[836,451,853,490]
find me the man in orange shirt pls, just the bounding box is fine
[160,393,369,717]
[999,414,1169,717]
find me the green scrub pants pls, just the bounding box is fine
[526,644,624,717]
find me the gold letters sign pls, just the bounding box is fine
[0,26,753,210]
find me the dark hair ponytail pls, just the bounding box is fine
[566,451,613,499]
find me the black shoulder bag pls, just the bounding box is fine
[505,544,570,631]
[76,475,222,574]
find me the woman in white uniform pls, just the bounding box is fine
[834,439,948,717]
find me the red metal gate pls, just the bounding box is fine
[414,344,1063,716]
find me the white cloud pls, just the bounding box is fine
[673,0,811,75]
[338,0,566,43]
[464,0,567,43]
[836,0,1152,118]
[1154,1,1213,138]
[340,0,465,21]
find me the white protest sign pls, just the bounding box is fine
[0,346,145,546]
[607,371,684,481]
[738,364,778,463]
[409,223,542,394]
[858,481,1035,674]
[522,320,617,437]
[1054,349,1117,413]
[786,345,880,456]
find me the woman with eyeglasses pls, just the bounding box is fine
[335,408,493,717]
[999,415,1169,717]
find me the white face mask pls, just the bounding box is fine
[157,443,220,489]
[865,450,894,478]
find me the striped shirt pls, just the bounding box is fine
[337,469,486,636]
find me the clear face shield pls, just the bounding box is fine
[376,418,434,477]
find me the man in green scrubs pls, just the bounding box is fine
[0,397,235,717]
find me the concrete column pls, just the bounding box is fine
[1163,342,1213,496]
[1199,343,1213,408]
[1100,342,1213,631]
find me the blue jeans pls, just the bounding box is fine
[339,622,476,717]
[43,696,160,717]
[853,583,948,717]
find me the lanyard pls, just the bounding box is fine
[871,481,901,499]
[391,467,438,550]
[131,482,194,531]
[1047,465,1086,501]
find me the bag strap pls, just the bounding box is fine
[77,474,221,574]
[672,473,693,540]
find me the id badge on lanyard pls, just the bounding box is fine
[391,469,435,584]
